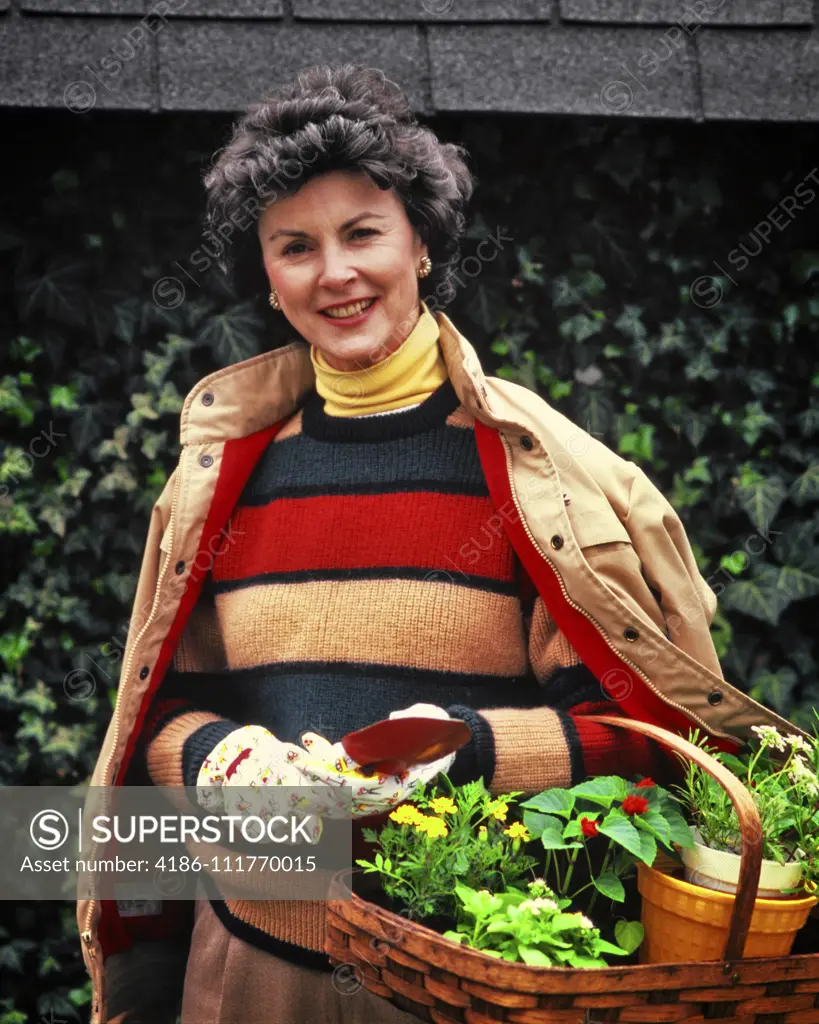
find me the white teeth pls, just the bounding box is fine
[323,298,375,319]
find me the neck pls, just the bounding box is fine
[309,301,449,417]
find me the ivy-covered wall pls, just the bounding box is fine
[1,109,817,1021]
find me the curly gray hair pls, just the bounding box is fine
[202,63,475,306]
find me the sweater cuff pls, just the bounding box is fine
[182,718,242,788]
[445,705,495,788]
[145,711,238,789]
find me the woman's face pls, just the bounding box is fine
[258,169,428,372]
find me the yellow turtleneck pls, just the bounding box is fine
[309,300,449,417]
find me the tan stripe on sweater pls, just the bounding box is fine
[527,598,584,683]
[216,578,528,677]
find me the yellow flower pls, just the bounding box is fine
[429,796,458,816]
[503,822,530,841]
[414,815,448,839]
[478,825,488,841]
[389,804,425,826]
[489,801,509,822]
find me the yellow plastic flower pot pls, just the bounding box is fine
[637,861,818,963]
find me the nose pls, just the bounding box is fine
[317,243,357,291]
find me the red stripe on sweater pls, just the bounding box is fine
[570,702,672,784]
[213,492,516,583]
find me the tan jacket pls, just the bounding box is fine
[77,309,805,1023]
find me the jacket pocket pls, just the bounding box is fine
[566,504,631,549]
[568,507,668,637]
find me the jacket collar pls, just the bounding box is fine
[179,311,508,446]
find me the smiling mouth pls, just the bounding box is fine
[320,298,377,319]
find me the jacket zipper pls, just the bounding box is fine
[500,433,726,738]
[82,458,184,1015]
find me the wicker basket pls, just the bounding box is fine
[325,714,819,1024]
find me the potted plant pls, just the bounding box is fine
[636,715,819,963]
[674,721,819,898]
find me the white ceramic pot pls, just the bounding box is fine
[681,826,804,899]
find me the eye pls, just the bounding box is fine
[351,227,377,240]
[282,241,308,256]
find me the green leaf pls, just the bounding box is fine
[518,945,552,966]
[569,777,628,809]
[595,939,630,957]
[734,474,787,533]
[614,920,645,954]
[634,828,657,865]
[195,302,264,365]
[519,789,575,818]
[748,666,799,715]
[536,815,574,850]
[593,871,625,902]
[49,384,80,411]
[633,808,671,846]
[790,465,819,506]
[598,809,643,858]
[720,564,794,626]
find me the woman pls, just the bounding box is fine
[79,63,806,1024]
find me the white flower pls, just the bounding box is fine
[788,756,819,797]
[575,913,595,930]
[751,725,787,752]
[786,733,815,755]
[520,896,559,916]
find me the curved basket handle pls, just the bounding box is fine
[583,714,762,962]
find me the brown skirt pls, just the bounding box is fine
[181,893,421,1024]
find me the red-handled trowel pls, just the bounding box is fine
[340,716,472,777]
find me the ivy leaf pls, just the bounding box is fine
[49,385,80,411]
[720,563,793,625]
[734,474,787,532]
[683,412,710,448]
[196,302,264,365]
[790,465,819,506]
[558,314,603,344]
[775,564,819,603]
[748,666,798,715]
[614,306,648,346]
[796,406,819,438]
[18,257,88,327]
[771,517,819,568]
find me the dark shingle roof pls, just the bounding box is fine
[0,0,816,119]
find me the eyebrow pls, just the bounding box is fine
[268,212,387,243]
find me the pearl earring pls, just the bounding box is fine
[268,289,281,310]
[417,255,432,279]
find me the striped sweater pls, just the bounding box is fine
[137,372,670,967]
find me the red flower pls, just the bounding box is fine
[635,778,655,788]
[622,795,650,816]
[580,817,599,838]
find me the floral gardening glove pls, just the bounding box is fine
[195,725,329,843]
[195,705,456,838]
